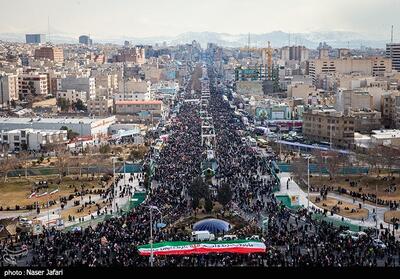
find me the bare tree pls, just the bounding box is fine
[380,146,400,177]
[82,145,94,178]
[53,144,69,181]
[0,145,17,182]
[312,150,325,176]
[325,151,341,181]
[291,157,308,186]
[18,151,30,179]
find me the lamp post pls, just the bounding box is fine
[376,184,378,238]
[307,156,310,211]
[146,205,162,267]
[111,156,116,214]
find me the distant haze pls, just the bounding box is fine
[0,0,399,42]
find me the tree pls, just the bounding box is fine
[188,176,210,209]
[73,99,87,111]
[204,198,213,214]
[291,157,308,186]
[380,146,400,176]
[325,151,341,181]
[60,126,78,140]
[99,144,111,154]
[53,145,70,181]
[217,183,232,208]
[82,145,94,178]
[18,151,30,179]
[0,155,17,182]
[57,98,71,112]
[129,146,148,161]
[312,150,325,176]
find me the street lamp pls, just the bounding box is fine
[146,205,162,267]
[111,156,117,214]
[306,155,312,211]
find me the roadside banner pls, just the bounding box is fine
[137,240,266,256]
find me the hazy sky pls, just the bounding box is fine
[0,0,399,39]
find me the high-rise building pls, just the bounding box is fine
[34,47,64,63]
[79,35,93,46]
[280,46,309,62]
[25,34,45,44]
[386,43,400,71]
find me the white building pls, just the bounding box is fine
[18,72,49,99]
[0,116,116,140]
[61,76,96,100]
[56,89,87,103]
[116,80,151,101]
[0,72,19,107]
[0,129,68,152]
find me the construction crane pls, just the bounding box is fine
[238,41,274,80]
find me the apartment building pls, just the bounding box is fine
[115,100,163,115]
[34,47,64,63]
[386,43,400,71]
[335,89,373,113]
[116,80,151,101]
[0,129,68,152]
[302,109,355,149]
[61,76,96,100]
[18,72,49,99]
[350,109,382,133]
[381,91,400,128]
[0,72,19,106]
[56,89,87,103]
[307,57,393,85]
[87,97,113,116]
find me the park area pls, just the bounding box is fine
[310,196,369,220]
[0,175,109,212]
[309,174,400,202]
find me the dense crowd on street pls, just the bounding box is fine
[1,64,400,267]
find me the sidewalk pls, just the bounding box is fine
[276,172,392,230]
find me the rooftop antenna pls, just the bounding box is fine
[47,16,50,44]
[391,25,394,43]
[248,32,251,58]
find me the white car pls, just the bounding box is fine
[372,239,387,249]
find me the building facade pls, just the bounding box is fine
[34,47,64,63]
[0,129,68,152]
[0,73,19,106]
[302,109,355,149]
[18,73,49,99]
[87,97,113,116]
[25,34,45,44]
[386,43,400,71]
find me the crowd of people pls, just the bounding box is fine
[1,63,400,268]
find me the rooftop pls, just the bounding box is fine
[0,116,115,125]
[115,100,163,105]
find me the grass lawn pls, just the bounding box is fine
[309,175,400,202]
[310,196,369,220]
[0,175,107,210]
[384,210,400,224]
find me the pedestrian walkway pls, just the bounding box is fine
[276,172,392,231]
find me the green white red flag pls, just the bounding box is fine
[137,240,266,256]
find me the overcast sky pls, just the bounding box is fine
[0,0,399,39]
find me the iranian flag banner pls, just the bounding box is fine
[137,240,266,256]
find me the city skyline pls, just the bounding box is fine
[0,0,399,41]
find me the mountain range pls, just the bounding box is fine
[0,31,390,49]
